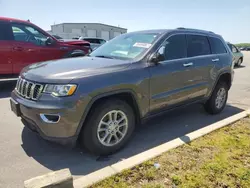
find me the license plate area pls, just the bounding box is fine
[10,98,21,117]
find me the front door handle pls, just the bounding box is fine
[212,58,219,62]
[183,62,193,67]
[13,46,24,51]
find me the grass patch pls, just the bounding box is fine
[92,118,250,188]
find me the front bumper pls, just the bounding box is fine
[10,90,84,146]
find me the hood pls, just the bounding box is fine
[21,57,131,84]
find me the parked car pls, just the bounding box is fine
[78,37,106,50]
[240,47,246,51]
[52,35,63,40]
[10,28,234,155]
[227,43,244,66]
[0,17,91,75]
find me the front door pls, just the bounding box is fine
[149,34,198,113]
[10,23,64,74]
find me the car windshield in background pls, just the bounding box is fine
[90,33,160,60]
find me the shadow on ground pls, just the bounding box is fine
[0,81,16,99]
[21,103,243,177]
[234,65,246,69]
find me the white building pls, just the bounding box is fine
[48,23,127,40]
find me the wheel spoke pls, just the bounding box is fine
[107,134,113,144]
[118,122,126,128]
[114,111,118,121]
[108,112,112,122]
[101,133,109,142]
[100,121,109,127]
[113,133,119,142]
[117,116,125,124]
[117,130,124,136]
[98,128,107,132]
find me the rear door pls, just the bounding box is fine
[185,34,217,99]
[0,21,14,74]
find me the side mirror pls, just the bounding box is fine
[150,46,165,64]
[45,37,54,46]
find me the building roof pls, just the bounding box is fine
[51,23,127,30]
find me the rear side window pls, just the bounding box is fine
[187,35,211,57]
[0,22,13,41]
[164,34,187,60]
[209,37,227,54]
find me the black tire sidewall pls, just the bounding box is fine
[82,99,135,155]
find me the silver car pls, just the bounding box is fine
[78,37,106,51]
[227,43,244,67]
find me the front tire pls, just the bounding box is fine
[80,99,135,156]
[204,82,228,114]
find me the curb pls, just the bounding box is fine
[73,109,250,188]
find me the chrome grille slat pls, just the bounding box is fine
[15,77,43,100]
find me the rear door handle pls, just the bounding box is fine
[212,58,219,62]
[13,46,24,51]
[183,62,193,67]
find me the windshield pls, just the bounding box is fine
[89,33,160,60]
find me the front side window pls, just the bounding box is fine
[11,23,49,46]
[164,34,187,60]
[0,22,13,41]
[209,37,227,54]
[90,33,160,60]
[187,35,211,57]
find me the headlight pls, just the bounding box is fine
[43,84,77,97]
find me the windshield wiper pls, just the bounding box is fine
[94,55,114,59]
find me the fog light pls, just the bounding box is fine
[40,114,60,123]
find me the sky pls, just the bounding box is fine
[1,0,249,43]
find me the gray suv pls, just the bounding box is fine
[10,28,234,155]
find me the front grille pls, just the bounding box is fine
[16,77,43,100]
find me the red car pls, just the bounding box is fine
[0,17,91,75]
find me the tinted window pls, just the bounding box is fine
[209,37,227,54]
[187,35,211,57]
[11,23,49,46]
[0,22,13,40]
[164,35,187,60]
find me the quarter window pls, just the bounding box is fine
[187,35,211,57]
[209,37,227,54]
[231,45,238,53]
[164,35,187,60]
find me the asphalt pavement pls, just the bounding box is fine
[0,52,250,188]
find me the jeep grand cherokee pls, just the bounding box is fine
[10,28,234,155]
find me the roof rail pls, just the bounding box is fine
[176,27,214,34]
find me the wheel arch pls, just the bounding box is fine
[210,71,232,97]
[75,90,142,137]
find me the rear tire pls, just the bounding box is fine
[204,81,228,114]
[236,58,243,67]
[80,99,135,156]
